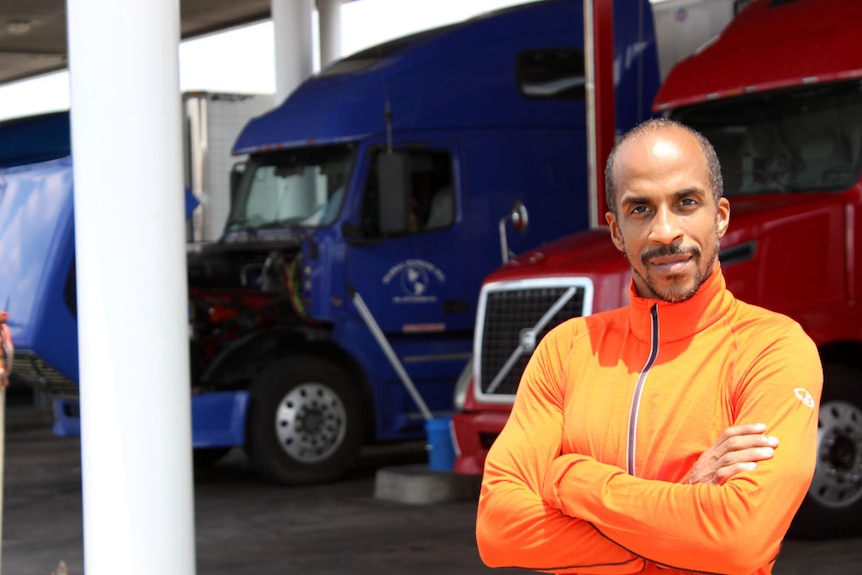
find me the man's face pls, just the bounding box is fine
[605,126,730,303]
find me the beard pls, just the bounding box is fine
[624,236,720,303]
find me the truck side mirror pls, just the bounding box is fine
[377,152,411,234]
[510,200,529,234]
[499,200,529,263]
[230,161,247,208]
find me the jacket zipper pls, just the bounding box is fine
[626,303,659,476]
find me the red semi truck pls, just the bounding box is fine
[452,0,862,538]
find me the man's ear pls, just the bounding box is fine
[716,197,730,238]
[605,211,625,252]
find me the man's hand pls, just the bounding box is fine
[687,423,778,485]
[0,311,11,388]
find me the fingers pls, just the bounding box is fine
[687,423,779,485]
[714,423,778,452]
[692,445,776,486]
[713,461,757,484]
[716,423,771,441]
[711,445,776,483]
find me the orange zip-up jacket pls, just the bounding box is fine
[476,268,822,575]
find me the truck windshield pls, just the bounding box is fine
[225,144,356,232]
[671,79,862,196]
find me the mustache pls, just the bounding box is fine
[640,245,700,265]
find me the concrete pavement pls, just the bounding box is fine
[2,388,862,574]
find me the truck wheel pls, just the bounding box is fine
[791,363,862,539]
[246,356,365,485]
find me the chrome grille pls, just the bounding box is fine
[12,350,79,399]
[476,279,592,399]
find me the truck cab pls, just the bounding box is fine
[453,0,862,538]
[178,0,661,484]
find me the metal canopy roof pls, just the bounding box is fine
[0,0,273,86]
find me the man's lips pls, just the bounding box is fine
[649,256,692,274]
[649,253,692,266]
[641,247,699,274]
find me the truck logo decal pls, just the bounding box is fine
[519,328,537,353]
[382,259,446,304]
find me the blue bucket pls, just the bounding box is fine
[425,416,456,471]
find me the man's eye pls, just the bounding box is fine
[630,205,648,215]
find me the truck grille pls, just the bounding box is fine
[475,278,592,399]
[12,350,79,400]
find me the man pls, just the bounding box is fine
[0,311,11,387]
[476,119,822,575]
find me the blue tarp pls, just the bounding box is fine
[0,111,71,168]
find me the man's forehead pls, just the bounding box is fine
[615,131,711,192]
[648,137,683,158]
[616,128,706,177]
[620,125,694,155]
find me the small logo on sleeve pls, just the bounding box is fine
[794,388,816,409]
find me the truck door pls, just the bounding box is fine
[343,144,471,426]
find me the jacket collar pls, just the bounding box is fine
[628,266,733,343]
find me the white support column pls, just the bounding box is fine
[272,0,315,103]
[318,0,343,67]
[65,0,196,574]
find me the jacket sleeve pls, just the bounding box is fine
[477,321,645,574]
[541,322,822,574]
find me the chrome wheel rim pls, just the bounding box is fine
[811,399,862,509]
[275,382,347,464]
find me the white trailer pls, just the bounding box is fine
[183,91,274,242]
[651,0,738,79]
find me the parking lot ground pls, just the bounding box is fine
[2,393,862,575]
[0,395,519,575]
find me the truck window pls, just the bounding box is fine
[360,149,455,238]
[516,48,585,100]
[672,79,862,195]
[224,144,356,233]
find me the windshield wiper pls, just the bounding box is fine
[252,219,305,231]
[224,220,258,234]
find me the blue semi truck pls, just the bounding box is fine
[0,0,661,484]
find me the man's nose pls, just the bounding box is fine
[648,206,683,245]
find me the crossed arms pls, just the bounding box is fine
[476,323,821,574]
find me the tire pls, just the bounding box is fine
[245,356,366,485]
[791,363,862,539]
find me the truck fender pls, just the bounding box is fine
[197,326,331,387]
